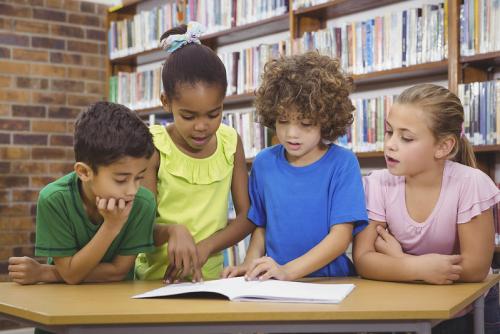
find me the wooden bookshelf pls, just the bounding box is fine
[108,0,499,178]
[461,51,500,68]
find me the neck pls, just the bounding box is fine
[78,179,102,225]
[405,160,446,189]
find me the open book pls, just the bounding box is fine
[132,277,355,304]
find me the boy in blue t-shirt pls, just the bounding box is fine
[8,102,156,285]
[223,52,368,280]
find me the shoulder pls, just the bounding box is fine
[252,145,282,166]
[38,172,76,204]
[446,160,489,181]
[132,187,156,212]
[363,169,399,188]
[217,123,238,158]
[329,144,359,166]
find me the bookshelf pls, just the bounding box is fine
[106,0,499,179]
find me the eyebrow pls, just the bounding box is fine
[178,106,222,114]
[385,121,415,134]
[113,168,147,176]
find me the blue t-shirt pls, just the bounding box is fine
[248,144,368,277]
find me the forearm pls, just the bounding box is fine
[457,254,492,282]
[153,223,169,246]
[200,216,255,255]
[55,224,121,284]
[283,226,352,280]
[241,227,266,264]
[82,262,130,283]
[355,251,421,282]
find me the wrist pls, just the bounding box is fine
[282,263,298,281]
[406,256,424,281]
[40,264,61,283]
[101,221,122,236]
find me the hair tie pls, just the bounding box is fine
[160,21,205,54]
[460,122,465,138]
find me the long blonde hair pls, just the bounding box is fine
[395,83,477,168]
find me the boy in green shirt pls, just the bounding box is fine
[8,102,156,284]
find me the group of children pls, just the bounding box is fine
[7,22,500,333]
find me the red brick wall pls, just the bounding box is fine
[0,0,108,283]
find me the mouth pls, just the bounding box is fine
[191,136,209,145]
[286,141,301,150]
[385,155,400,165]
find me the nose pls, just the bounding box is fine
[193,119,208,132]
[385,134,397,151]
[125,181,139,198]
[285,124,299,138]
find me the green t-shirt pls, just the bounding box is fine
[34,172,156,280]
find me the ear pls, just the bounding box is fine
[160,92,171,112]
[74,162,94,182]
[434,135,456,159]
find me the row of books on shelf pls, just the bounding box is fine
[294,2,447,75]
[223,110,272,158]
[458,79,500,146]
[110,76,500,152]
[460,0,500,57]
[109,68,162,111]
[108,0,287,59]
[219,41,289,96]
[109,0,500,63]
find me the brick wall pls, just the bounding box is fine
[0,0,107,283]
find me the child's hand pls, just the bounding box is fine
[8,256,43,285]
[221,263,249,278]
[163,224,202,284]
[374,225,404,257]
[415,254,463,285]
[96,197,133,231]
[244,256,291,281]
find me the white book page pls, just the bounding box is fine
[133,277,355,304]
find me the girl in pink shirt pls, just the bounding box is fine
[354,84,500,334]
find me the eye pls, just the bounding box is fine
[385,130,393,136]
[114,179,127,184]
[181,115,194,121]
[277,119,288,124]
[301,122,313,127]
[135,176,145,181]
[401,137,413,142]
[208,112,220,119]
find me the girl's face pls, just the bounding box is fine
[162,82,224,155]
[275,107,326,167]
[384,103,441,177]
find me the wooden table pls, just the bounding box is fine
[0,275,498,334]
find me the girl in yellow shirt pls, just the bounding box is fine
[137,22,254,283]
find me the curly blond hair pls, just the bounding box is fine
[254,52,354,141]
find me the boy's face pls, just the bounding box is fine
[76,156,150,207]
[161,82,224,154]
[275,107,326,167]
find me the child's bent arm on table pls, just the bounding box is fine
[354,221,463,285]
[245,223,354,281]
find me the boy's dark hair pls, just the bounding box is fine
[255,52,354,141]
[74,102,154,172]
[160,24,227,101]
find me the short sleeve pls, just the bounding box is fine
[118,188,156,255]
[329,153,368,235]
[363,170,387,222]
[247,159,266,227]
[457,169,500,224]
[35,191,78,257]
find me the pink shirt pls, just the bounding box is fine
[363,160,500,256]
